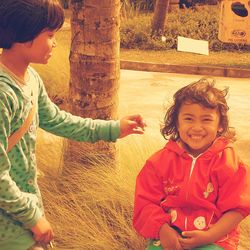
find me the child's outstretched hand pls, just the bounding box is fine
[119,114,146,138]
[31,216,54,245]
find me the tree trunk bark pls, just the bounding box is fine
[65,0,120,164]
[151,0,170,35]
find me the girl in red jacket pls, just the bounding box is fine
[133,78,250,250]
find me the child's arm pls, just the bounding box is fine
[0,92,43,230]
[37,79,145,142]
[179,210,243,249]
[178,147,250,249]
[133,160,172,239]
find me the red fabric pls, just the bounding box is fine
[133,137,250,247]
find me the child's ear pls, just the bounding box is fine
[218,127,223,133]
[23,40,33,48]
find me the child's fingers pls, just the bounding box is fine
[33,230,54,244]
[128,121,145,134]
[127,114,147,129]
[178,235,197,249]
[44,230,54,244]
[132,128,144,134]
[181,230,196,238]
[129,119,146,129]
[178,238,190,249]
[49,241,54,248]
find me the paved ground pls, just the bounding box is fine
[119,70,250,163]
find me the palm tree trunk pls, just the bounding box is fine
[151,0,170,35]
[65,0,120,164]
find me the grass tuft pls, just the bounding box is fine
[37,134,161,249]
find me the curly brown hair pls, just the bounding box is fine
[160,78,235,141]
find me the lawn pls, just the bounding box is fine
[57,25,250,69]
[120,49,250,68]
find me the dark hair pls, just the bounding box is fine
[161,78,235,141]
[0,0,65,49]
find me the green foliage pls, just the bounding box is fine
[121,0,155,11]
[120,6,250,51]
[120,14,170,50]
[121,0,142,19]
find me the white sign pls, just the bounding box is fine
[177,36,209,55]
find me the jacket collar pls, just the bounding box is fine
[165,137,233,159]
[0,68,22,91]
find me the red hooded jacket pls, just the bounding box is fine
[133,137,250,249]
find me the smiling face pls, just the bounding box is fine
[177,102,222,156]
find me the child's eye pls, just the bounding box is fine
[203,118,213,122]
[47,31,56,38]
[184,117,192,121]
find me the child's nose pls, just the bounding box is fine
[192,122,203,131]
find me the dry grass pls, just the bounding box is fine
[37,133,160,249]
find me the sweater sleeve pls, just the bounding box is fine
[133,160,171,239]
[215,147,250,218]
[0,90,42,229]
[37,77,120,142]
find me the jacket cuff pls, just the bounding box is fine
[23,208,43,229]
[109,120,120,141]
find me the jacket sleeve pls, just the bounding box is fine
[0,91,42,229]
[215,147,250,218]
[133,160,171,239]
[37,76,120,142]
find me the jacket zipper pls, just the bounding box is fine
[185,156,198,230]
